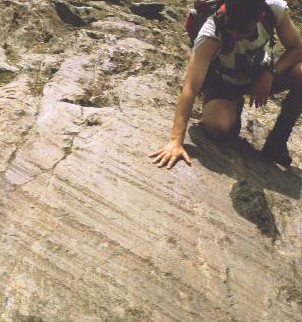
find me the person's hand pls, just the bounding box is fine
[249,71,274,108]
[149,141,192,169]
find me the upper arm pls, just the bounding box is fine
[277,10,302,51]
[183,38,220,95]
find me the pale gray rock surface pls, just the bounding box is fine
[0,0,302,321]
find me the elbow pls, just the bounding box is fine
[285,43,302,62]
[286,47,302,64]
[293,44,302,62]
[182,83,202,99]
[294,45,302,62]
[298,49,302,62]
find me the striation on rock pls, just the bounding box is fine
[0,0,302,321]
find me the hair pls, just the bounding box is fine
[224,0,266,29]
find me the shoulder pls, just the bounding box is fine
[193,16,221,50]
[265,0,288,26]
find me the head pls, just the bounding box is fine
[224,0,266,37]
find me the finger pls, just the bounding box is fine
[249,96,254,107]
[167,156,178,169]
[255,97,260,109]
[259,97,265,107]
[149,149,163,158]
[152,152,166,164]
[182,151,192,166]
[158,155,170,168]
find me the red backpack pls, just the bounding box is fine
[185,0,277,52]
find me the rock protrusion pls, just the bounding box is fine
[130,2,165,19]
[54,2,86,27]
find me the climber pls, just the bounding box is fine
[149,0,302,169]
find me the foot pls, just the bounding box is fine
[261,143,292,167]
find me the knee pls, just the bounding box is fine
[204,120,239,141]
[202,99,241,141]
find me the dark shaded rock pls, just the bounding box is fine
[54,2,86,27]
[0,71,17,87]
[86,31,105,40]
[105,0,122,3]
[130,2,165,19]
[19,316,45,322]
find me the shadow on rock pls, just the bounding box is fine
[188,123,302,200]
[230,180,280,239]
[188,123,302,239]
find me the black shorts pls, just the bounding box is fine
[202,69,252,103]
[202,67,288,104]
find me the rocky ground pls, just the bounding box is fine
[0,0,302,321]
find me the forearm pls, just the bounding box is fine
[275,47,302,73]
[168,38,219,145]
[170,87,198,145]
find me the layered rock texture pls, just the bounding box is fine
[0,0,302,321]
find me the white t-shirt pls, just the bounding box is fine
[193,0,288,85]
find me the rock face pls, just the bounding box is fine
[0,0,302,321]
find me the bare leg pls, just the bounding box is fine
[202,97,244,141]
